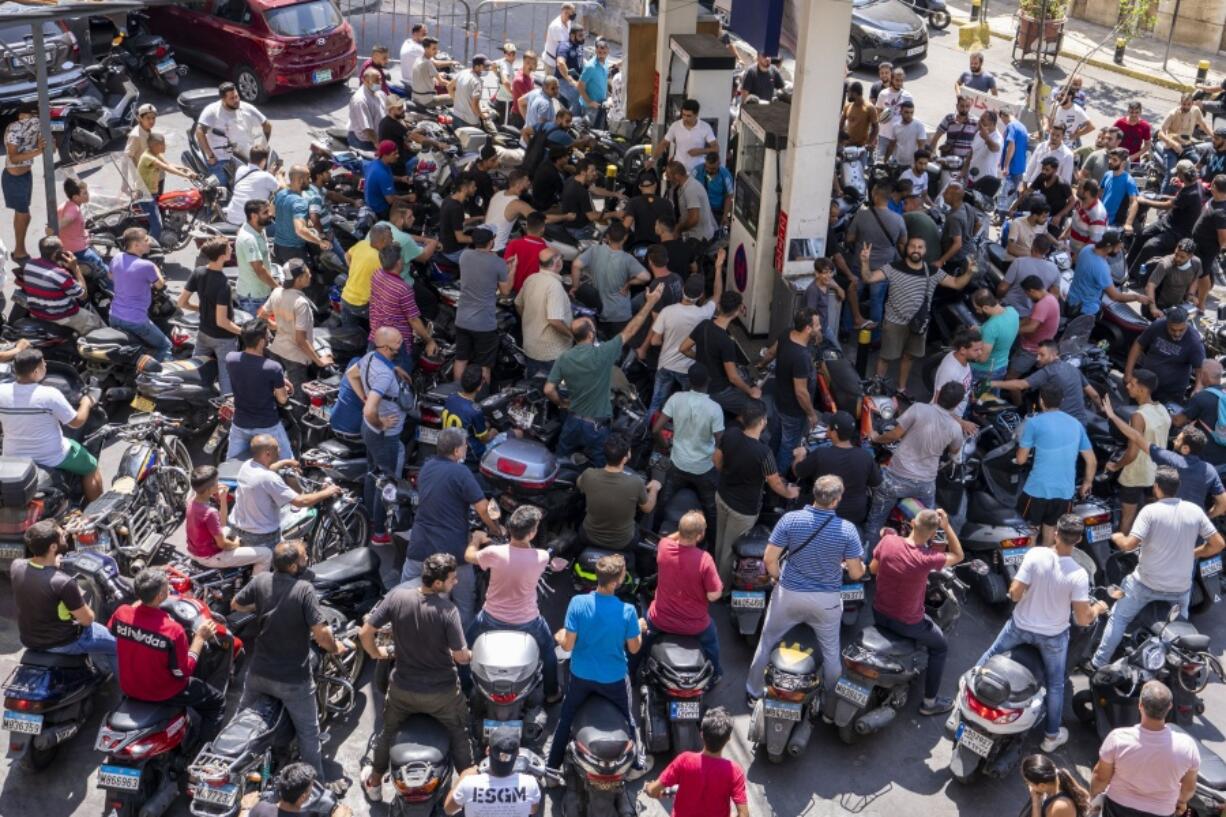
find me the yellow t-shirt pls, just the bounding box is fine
[341,240,381,307]
[137,151,164,197]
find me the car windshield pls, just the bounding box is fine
[263,0,341,37]
[0,22,59,45]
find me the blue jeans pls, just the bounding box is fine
[228,422,294,461]
[110,314,172,361]
[76,247,109,280]
[363,422,405,536]
[1092,572,1191,668]
[774,412,809,478]
[207,160,231,188]
[864,467,937,558]
[47,622,118,677]
[239,674,322,776]
[347,134,375,151]
[873,610,947,700]
[647,369,689,417]
[466,610,558,697]
[976,618,1069,737]
[139,199,162,241]
[557,414,610,466]
[235,295,266,318]
[339,300,368,332]
[546,673,641,770]
[851,280,887,341]
[637,616,722,679]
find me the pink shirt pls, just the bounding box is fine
[475,544,549,624]
[647,538,721,635]
[1022,293,1060,353]
[1100,724,1199,815]
[511,72,535,105]
[185,500,222,559]
[367,267,420,343]
[57,200,88,253]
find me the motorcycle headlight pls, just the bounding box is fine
[1141,641,1165,672]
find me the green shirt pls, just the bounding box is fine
[974,306,1020,374]
[903,211,942,264]
[548,336,623,419]
[384,221,423,285]
[234,222,272,300]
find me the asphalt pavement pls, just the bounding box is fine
[0,13,1212,817]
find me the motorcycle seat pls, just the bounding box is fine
[107,698,183,731]
[769,625,820,675]
[20,650,90,668]
[318,438,363,459]
[125,34,162,51]
[1152,620,1211,652]
[216,459,244,483]
[1170,725,1226,789]
[572,696,632,752]
[10,316,76,339]
[209,695,286,756]
[314,326,366,350]
[967,491,1021,529]
[733,526,771,559]
[310,547,379,585]
[209,222,240,237]
[986,242,1009,272]
[857,626,919,658]
[650,635,707,672]
[82,327,139,347]
[1087,414,1114,448]
[155,356,217,385]
[390,714,449,766]
[425,381,463,403]
[576,547,628,576]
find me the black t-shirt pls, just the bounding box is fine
[1180,389,1226,465]
[233,572,325,684]
[378,116,410,175]
[1164,184,1204,236]
[649,272,684,311]
[466,168,494,216]
[625,194,672,245]
[774,337,814,418]
[1192,202,1226,259]
[439,197,467,254]
[226,351,284,428]
[794,445,882,524]
[1202,149,1226,183]
[740,64,784,101]
[688,318,740,393]
[663,238,695,278]
[532,161,563,211]
[11,560,83,649]
[185,265,235,339]
[869,80,886,103]
[717,426,778,515]
[1038,179,1073,221]
[560,178,594,227]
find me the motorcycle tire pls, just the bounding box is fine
[159,437,194,511]
[148,66,180,96]
[1072,689,1094,724]
[21,741,57,772]
[838,723,858,746]
[157,210,194,252]
[929,9,952,28]
[310,502,368,563]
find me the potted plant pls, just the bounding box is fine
[1016,0,1070,53]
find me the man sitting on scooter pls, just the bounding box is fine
[109,567,225,741]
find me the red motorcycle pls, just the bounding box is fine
[157,177,228,252]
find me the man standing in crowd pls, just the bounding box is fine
[772,308,821,476]
[226,318,293,461]
[793,410,880,531]
[1017,384,1097,546]
[654,363,723,546]
[1107,370,1171,535]
[644,708,748,817]
[1125,306,1205,404]
[516,248,573,379]
[454,228,513,386]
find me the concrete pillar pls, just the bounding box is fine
[653,0,699,126]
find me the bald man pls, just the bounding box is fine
[349,67,388,150]
[230,434,342,550]
[361,327,413,544]
[273,165,329,267]
[1174,359,1226,466]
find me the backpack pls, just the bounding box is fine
[1203,388,1226,446]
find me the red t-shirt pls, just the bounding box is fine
[647,538,721,635]
[1113,117,1152,156]
[656,751,747,817]
[109,603,196,701]
[185,500,222,559]
[505,235,548,291]
[872,533,948,625]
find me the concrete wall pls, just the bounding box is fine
[1072,0,1226,53]
[584,0,645,42]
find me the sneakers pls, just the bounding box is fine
[625,755,655,781]
[1040,727,1069,753]
[359,765,384,803]
[370,533,392,547]
[919,696,955,716]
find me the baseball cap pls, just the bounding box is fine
[683,274,705,299]
[502,42,517,53]
[824,410,856,440]
[376,140,398,158]
[137,103,158,117]
[1096,228,1123,248]
[488,729,520,777]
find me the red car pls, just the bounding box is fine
[147,0,356,103]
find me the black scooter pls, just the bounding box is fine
[51,51,140,165]
[91,11,187,96]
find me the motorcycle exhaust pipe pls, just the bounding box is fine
[786,718,813,757]
[140,778,179,817]
[71,127,106,151]
[854,706,897,735]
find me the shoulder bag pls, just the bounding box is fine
[908,262,934,335]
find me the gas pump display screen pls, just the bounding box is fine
[735,174,761,239]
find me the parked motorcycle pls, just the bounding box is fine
[51,51,139,165]
[96,11,187,95]
[729,524,772,640]
[639,634,716,755]
[747,625,823,763]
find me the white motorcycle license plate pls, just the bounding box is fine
[483,719,522,737]
[1201,555,1223,578]
[1086,523,1112,543]
[763,699,803,722]
[416,426,440,444]
[157,58,177,75]
[906,46,925,56]
[730,590,765,610]
[668,701,701,721]
[955,722,994,758]
[841,583,865,602]
[835,676,871,708]
[2,710,43,734]
[50,120,65,132]
[99,764,142,791]
[1002,547,1030,568]
[312,68,333,84]
[193,783,237,806]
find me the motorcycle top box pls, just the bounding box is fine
[0,457,38,507]
[479,437,559,491]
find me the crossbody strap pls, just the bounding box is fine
[780,513,835,565]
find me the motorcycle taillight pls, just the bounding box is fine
[116,713,189,759]
[218,403,234,422]
[3,697,46,713]
[393,776,440,801]
[155,45,168,58]
[965,689,1022,724]
[489,692,518,704]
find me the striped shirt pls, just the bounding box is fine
[1069,200,1108,251]
[20,258,82,321]
[367,266,420,343]
[882,263,946,325]
[770,506,864,593]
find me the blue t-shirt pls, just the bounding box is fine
[442,393,488,459]
[577,59,609,107]
[1067,245,1113,316]
[1003,120,1030,177]
[273,188,309,249]
[1151,445,1224,507]
[363,159,396,217]
[1020,410,1091,499]
[770,506,863,593]
[564,592,639,684]
[406,456,485,561]
[691,164,734,213]
[1101,171,1138,223]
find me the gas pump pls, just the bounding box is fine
[661,33,736,161]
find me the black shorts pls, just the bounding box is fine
[454,327,499,368]
[1019,493,1071,527]
[1118,484,1151,505]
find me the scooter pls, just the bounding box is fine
[469,630,548,751]
[93,11,187,95]
[747,625,824,763]
[729,524,772,640]
[51,51,140,165]
[639,634,716,755]
[559,697,639,817]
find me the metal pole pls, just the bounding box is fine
[1162,0,1182,70]
[31,22,57,232]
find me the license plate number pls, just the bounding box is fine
[763,699,803,722]
[1002,547,1030,567]
[50,120,65,132]
[193,783,237,806]
[955,722,994,758]
[483,718,522,737]
[99,764,142,790]
[668,700,701,721]
[3,710,43,734]
[416,425,440,444]
[906,45,925,56]
[0,542,25,561]
[312,68,333,84]
[730,590,765,609]
[1201,555,1222,578]
[835,676,871,707]
[1086,523,1112,543]
[130,395,155,413]
[157,58,176,74]
[841,583,865,602]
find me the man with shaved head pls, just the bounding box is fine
[362,325,412,545]
[1173,358,1226,467]
[273,165,329,266]
[230,434,342,551]
[349,66,388,150]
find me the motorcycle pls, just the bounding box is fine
[96,11,187,96]
[747,625,824,763]
[638,634,716,755]
[51,51,140,165]
[729,524,772,640]
[156,177,230,252]
[558,697,639,817]
[74,289,179,400]
[469,630,548,751]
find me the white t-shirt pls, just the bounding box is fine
[224,165,280,226]
[891,119,928,165]
[1012,546,1090,636]
[399,39,424,84]
[450,772,541,817]
[898,167,929,197]
[232,459,297,535]
[0,382,74,467]
[348,86,387,138]
[542,15,571,68]
[1133,498,1217,593]
[197,100,267,162]
[969,132,1002,182]
[1051,104,1090,137]
[654,300,716,373]
[876,87,913,140]
[663,119,717,172]
[933,352,973,417]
